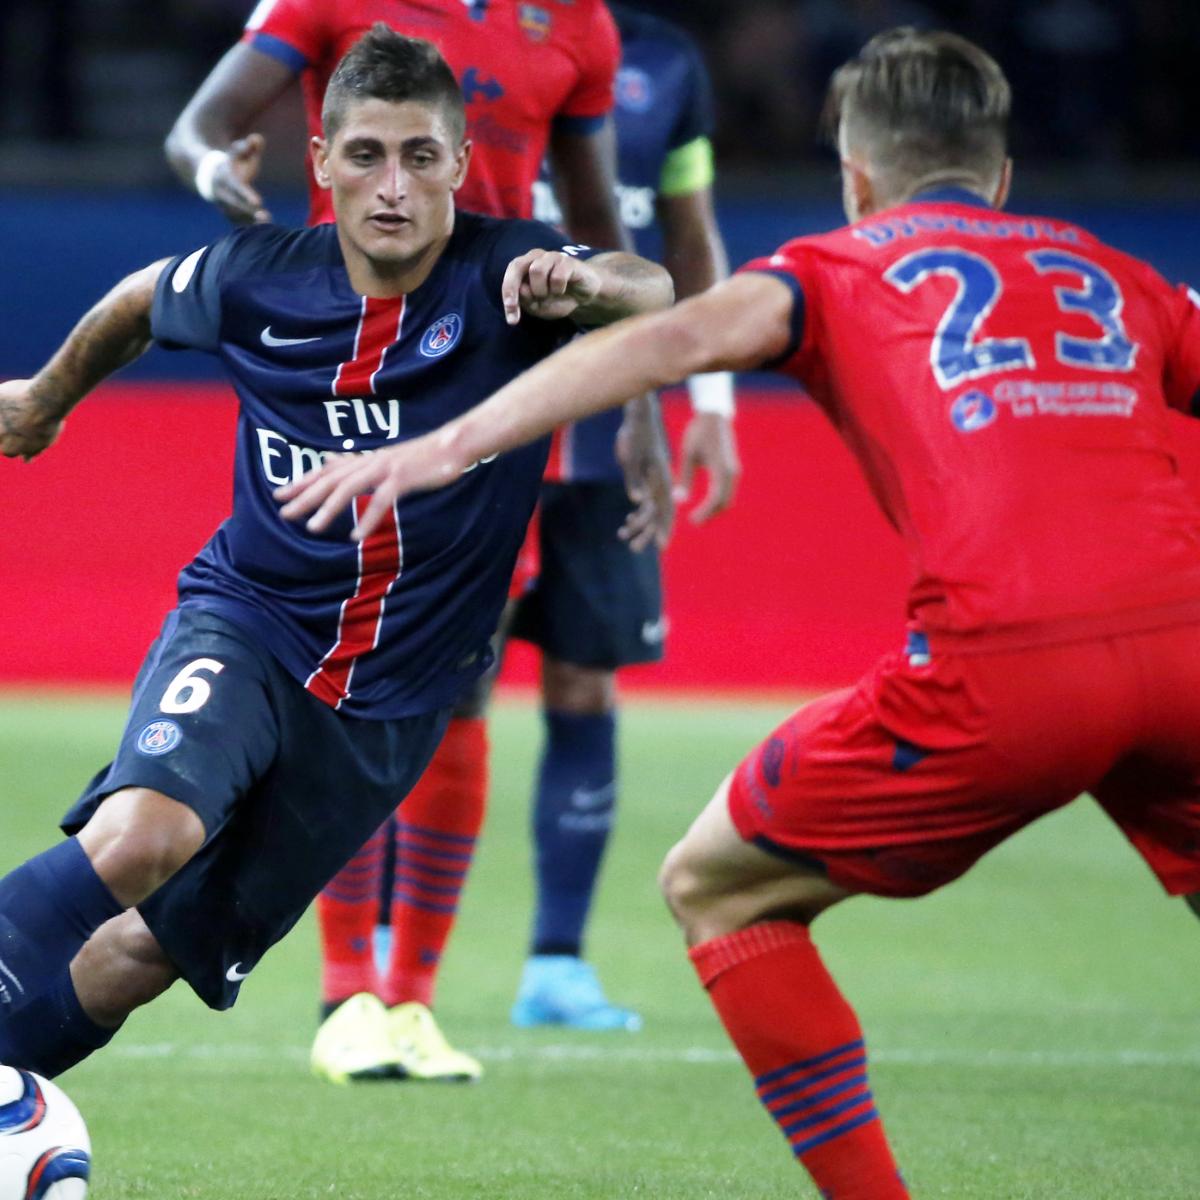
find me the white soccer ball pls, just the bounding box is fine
[0,1066,90,1200]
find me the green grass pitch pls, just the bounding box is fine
[1,689,1198,1198]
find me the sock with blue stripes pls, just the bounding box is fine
[317,825,387,1013]
[690,921,909,1199]
[0,838,124,1016]
[0,965,117,1078]
[382,716,487,1009]
[530,709,616,957]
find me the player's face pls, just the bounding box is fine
[312,98,471,287]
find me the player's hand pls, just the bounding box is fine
[208,135,271,225]
[274,433,464,543]
[501,249,601,325]
[615,394,674,552]
[0,378,66,462]
[674,412,741,524]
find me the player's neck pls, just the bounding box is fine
[336,224,454,299]
[893,170,996,209]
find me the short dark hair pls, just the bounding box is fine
[823,27,1010,191]
[321,23,466,144]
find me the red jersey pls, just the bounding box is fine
[744,186,1200,650]
[244,0,619,224]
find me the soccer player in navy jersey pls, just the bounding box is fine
[164,0,684,1079]
[511,2,740,1031]
[280,27,1200,1196]
[0,26,670,1082]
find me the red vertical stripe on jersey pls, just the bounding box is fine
[546,423,573,482]
[332,296,405,397]
[309,296,406,708]
[306,495,403,709]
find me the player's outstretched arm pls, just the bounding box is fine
[276,272,793,542]
[164,42,297,224]
[0,262,165,462]
[500,249,673,327]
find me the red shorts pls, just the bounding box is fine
[728,624,1200,898]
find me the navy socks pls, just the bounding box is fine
[531,710,617,957]
[0,838,124,1014]
[0,965,117,1077]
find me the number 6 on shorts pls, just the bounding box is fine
[160,658,226,714]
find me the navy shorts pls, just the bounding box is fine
[509,481,664,669]
[62,607,449,1010]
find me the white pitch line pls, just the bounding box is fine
[109,1041,1200,1069]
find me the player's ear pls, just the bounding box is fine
[450,139,472,193]
[310,136,332,190]
[840,156,875,223]
[992,158,1013,210]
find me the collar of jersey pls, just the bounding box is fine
[907,185,993,209]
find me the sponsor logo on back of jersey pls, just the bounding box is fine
[949,389,997,433]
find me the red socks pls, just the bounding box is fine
[690,921,909,1200]
[380,716,488,1008]
[316,825,386,1008]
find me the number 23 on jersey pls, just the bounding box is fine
[884,247,1137,390]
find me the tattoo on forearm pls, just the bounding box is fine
[36,275,154,414]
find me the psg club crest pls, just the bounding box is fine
[518,4,552,41]
[949,389,997,433]
[420,313,464,358]
[136,719,182,757]
[616,67,654,113]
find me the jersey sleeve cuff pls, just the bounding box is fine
[742,268,807,368]
[247,31,309,73]
[551,113,608,137]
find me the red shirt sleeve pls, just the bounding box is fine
[737,246,812,374]
[241,0,328,72]
[560,1,619,120]
[1162,283,1200,416]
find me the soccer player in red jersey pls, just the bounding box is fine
[279,27,1200,1194]
[167,0,624,234]
[164,0,677,1082]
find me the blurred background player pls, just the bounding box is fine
[511,1,740,1031]
[276,26,1200,1196]
[164,0,675,1081]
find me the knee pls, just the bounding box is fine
[73,910,177,1027]
[658,840,712,938]
[542,659,614,715]
[78,788,205,905]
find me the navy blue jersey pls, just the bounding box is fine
[151,212,593,719]
[535,5,715,482]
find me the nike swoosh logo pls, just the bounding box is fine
[260,326,320,348]
[641,618,667,644]
[225,962,252,982]
[569,782,615,811]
